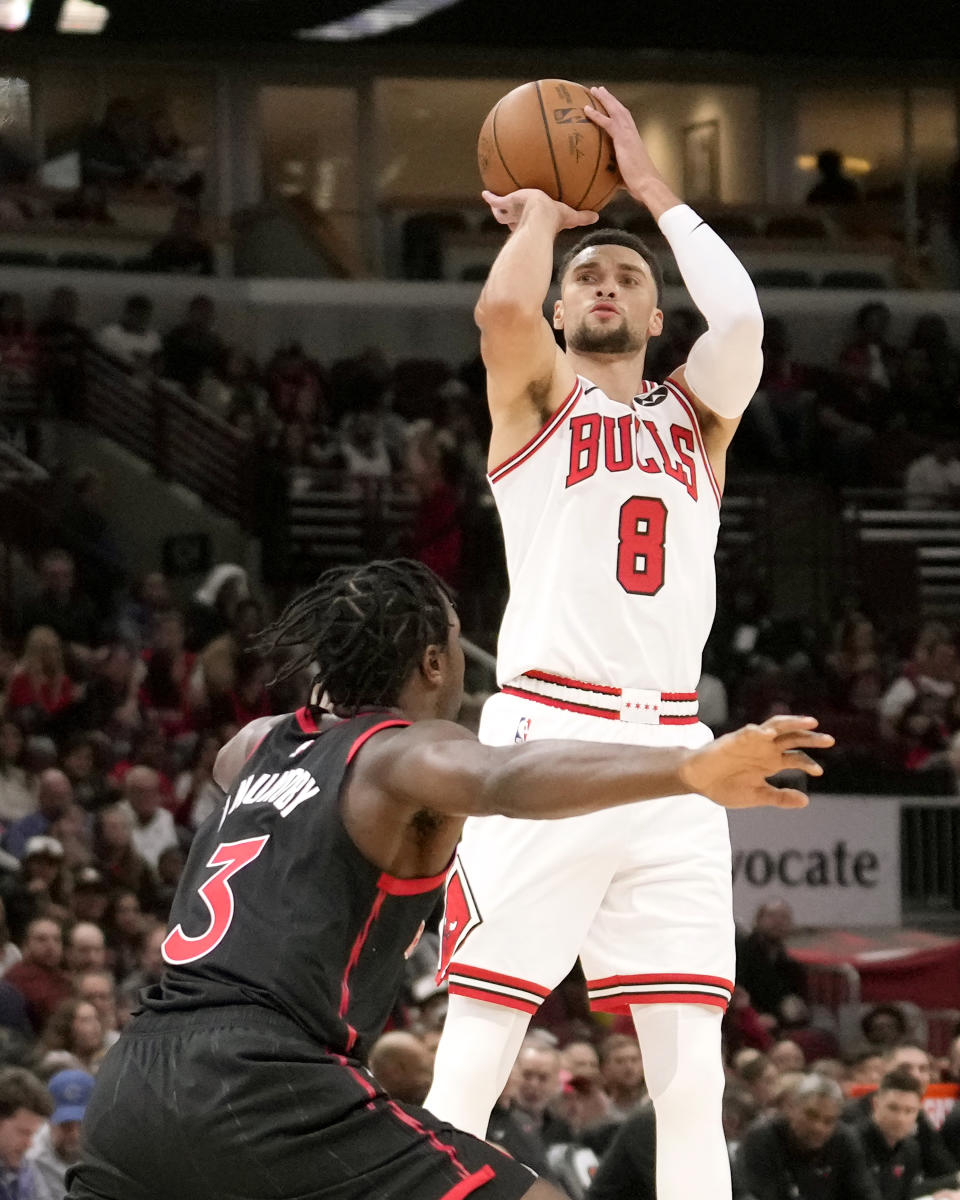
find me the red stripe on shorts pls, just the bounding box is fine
[447,983,542,1015]
[387,1101,468,1179]
[591,991,730,1012]
[448,964,551,996]
[438,1166,497,1200]
[588,972,734,991]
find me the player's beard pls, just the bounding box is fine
[567,319,646,355]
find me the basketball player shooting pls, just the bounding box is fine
[424,87,767,1200]
[67,560,830,1200]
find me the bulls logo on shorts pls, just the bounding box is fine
[437,860,482,982]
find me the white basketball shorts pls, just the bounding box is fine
[438,690,735,1016]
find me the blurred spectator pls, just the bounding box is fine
[745,317,817,472]
[844,1042,958,1183]
[4,837,69,941]
[140,612,194,737]
[839,303,897,397]
[4,629,77,737]
[4,918,72,1034]
[60,736,111,814]
[0,1068,54,1198]
[96,295,161,371]
[848,1050,886,1089]
[41,999,105,1075]
[904,444,960,511]
[0,901,21,977]
[265,343,326,424]
[64,925,106,978]
[860,1008,910,1055]
[147,206,214,276]
[73,972,119,1049]
[770,1039,807,1075]
[585,1101,656,1200]
[367,1032,433,1104]
[0,292,38,388]
[118,767,176,870]
[878,629,957,738]
[221,652,271,729]
[80,97,145,187]
[92,808,157,914]
[723,986,774,1055]
[53,184,113,226]
[69,868,109,927]
[403,422,464,590]
[35,287,87,419]
[806,149,862,205]
[75,644,143,741]
[777,997,840,1064]
[340,410,392,482]
[184,564,248,655]
[734,1049,781,1116]
[153,844,184,920]
[172,733,221,831]
[17,551,99,656]
[512,1042,572,1148]
[194,598,263,711]
[0,723,34,826]
[854,1068,952,1200]
[117,924,164,1015]
[3,772,73,862]
[598,1035,646,1122]
[557,1041,614,1135]
[116,572,173,651]
[26,1068,93,1200]
[144,110,204,198]
[100,891,146,982]
[161,295,225,395]
[736,901,806,1020]
[825,614,883,714]
[736,1073,877,1199]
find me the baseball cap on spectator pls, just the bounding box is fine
[48,1069,95,1124]
[24,836,64,860]
[74,866,107,890]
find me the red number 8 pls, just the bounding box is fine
[162,835,269,966]
[616,496,667,595]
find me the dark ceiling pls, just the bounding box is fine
[14,0,960,59]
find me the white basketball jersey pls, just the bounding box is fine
[489,375,721,693]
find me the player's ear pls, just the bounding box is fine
[420,643,445,687]
[553,299,564,330]
[648,307,664,339]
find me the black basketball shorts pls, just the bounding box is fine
[67,1005,536,1200]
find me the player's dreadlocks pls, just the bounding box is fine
[259,559,455,714]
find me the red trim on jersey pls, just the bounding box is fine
[345,719,411,765]
[387,1101,470,1180]
[525,668,621,697]
[438,1166,497,1200]
[243,733,268,763]
[501,684,618,720]
[488,381,582,483]
[590,991,730,1013]
[295,706,319,734]
[588,971,734,991]
[330,1052,379,1099]
[665,378,722,507]
[446,982,542,1014]
[377,864,450,896]
[338,889,386,1018]
[448,964,551,996]
[661,691,698,702]
[659,716,700,725]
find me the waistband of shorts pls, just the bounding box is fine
[502,670,699,725]
[128,1003,320,1041]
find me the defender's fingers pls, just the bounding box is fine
[773,731,835,751]
[781,750,824,776]
[760,715,820,735]
[764,787,810,809]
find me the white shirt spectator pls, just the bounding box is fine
[96,323,162,370]
[904,450,960,510]
[118,800,177,868]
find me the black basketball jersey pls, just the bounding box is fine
[141,708,448,1059]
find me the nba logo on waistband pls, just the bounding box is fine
[515,717,532,743]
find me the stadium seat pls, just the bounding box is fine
[821,269,888,289]
[752,267,816,288]
[0,250,51,267]
[56,252,119,271]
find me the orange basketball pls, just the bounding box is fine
[477,79,622,212]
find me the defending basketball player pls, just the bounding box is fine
[68,561,830,1200]
[424,87,767,1199]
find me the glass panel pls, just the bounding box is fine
[258,85,360,266]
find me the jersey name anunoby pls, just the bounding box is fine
[219,768,320,828]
